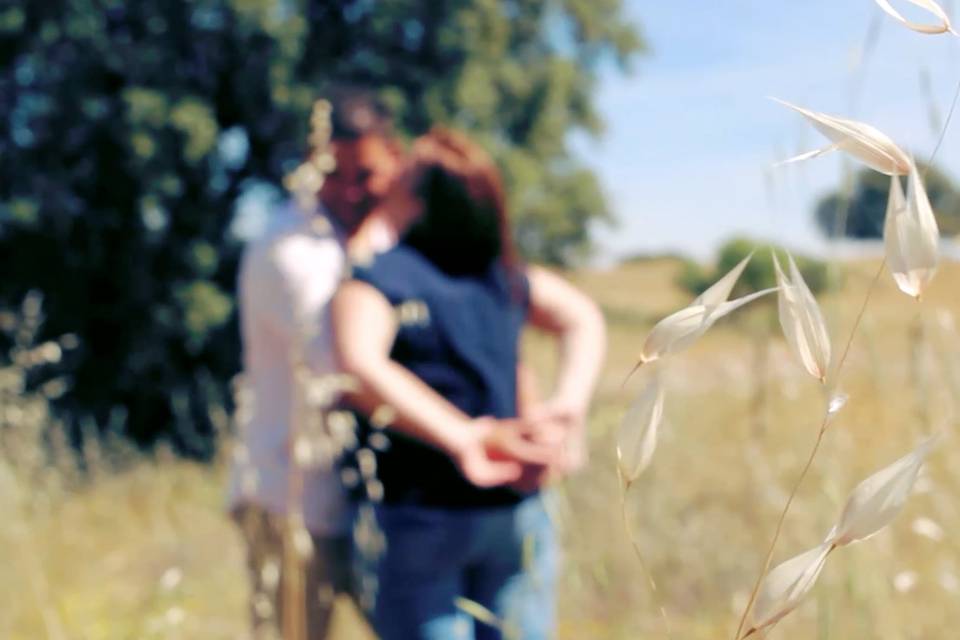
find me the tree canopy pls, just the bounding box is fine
[0,1,643,454]
[679,237,833,299]
[815,164,960,239]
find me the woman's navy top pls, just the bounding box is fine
[349,244,529,508]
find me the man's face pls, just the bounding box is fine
[319,134,399,233]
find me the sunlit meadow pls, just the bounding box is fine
[4,255,960,639]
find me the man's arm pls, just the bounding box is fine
[331,280,559,487]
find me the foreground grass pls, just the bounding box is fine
[5,257,960,638]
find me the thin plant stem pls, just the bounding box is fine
[924,75,960,175]
[836,259,887,374]
[733,260,886,640]
[735,423,828,640]
[282,358,310,640]
[619,472,672,639]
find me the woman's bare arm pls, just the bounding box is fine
[525,265,607,471]
[331,279,557,487]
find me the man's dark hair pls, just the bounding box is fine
[326,84,393,140]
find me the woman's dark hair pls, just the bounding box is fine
[402,128,520,278]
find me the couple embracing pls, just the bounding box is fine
[229,88,606,640]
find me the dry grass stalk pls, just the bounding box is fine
[744,436,937,637]
[826,435,938,547]
[745,542,832,636]
[454,597,520,639]
[874,0,957,35]
[283,100,336,214]
[883,165,940,300]
[772,99,912,175]
[617,466,672,639]
[733,259,888,639]
[616,373,671,636]
[616,377,664,485]
[619,260,785,633]
[277,98,342,640]
[734,18,960,628]
[1,297,77,640]
[633,254,774,371]
[772,251,832,382]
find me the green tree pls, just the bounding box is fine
[302,0,644,263]
[0,1,642,453]
[815,164,960,239]
[678,237,833,299]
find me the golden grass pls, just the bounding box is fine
[5,256,960,638]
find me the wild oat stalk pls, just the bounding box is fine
[615,372,672,635]
[618,469,672,639]
[733,25,960,630]
[624,263,770,636]
[742,434,937,636]
[733,259,886,639]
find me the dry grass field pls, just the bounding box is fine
[4,256,960,639]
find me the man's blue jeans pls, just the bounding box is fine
[360,494,557,640]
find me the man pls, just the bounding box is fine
[227,89,402,639]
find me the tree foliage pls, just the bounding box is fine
[305,0,644,263]
[815,164,960,239]
[679,237,834,299]
[0,1,642,453]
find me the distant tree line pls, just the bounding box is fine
[815,163,960,239]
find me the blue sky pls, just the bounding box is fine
[580,1,960,261]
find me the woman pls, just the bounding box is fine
[332,128,605,639]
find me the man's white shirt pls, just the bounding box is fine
[228,200,392,536]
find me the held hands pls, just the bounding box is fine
[450,405,586,492]
[450,416,560,489]
[525,397,589,475]
[507,398,589,493]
